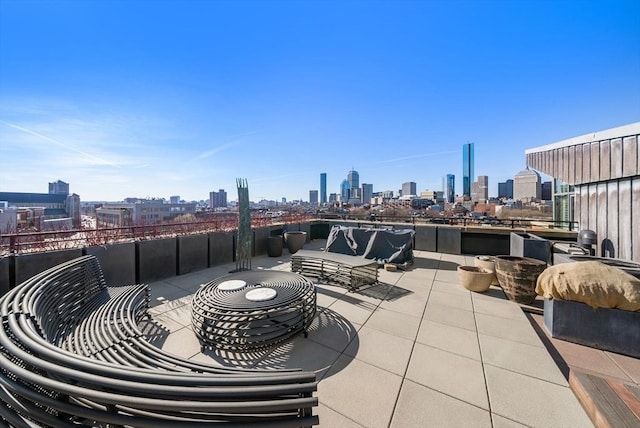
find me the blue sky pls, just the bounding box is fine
[1,0,639,202]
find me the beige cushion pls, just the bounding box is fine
[536,261,640,312]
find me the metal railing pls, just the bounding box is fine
[1,212,312,255]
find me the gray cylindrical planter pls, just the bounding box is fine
[495,256,547,304]
[284,231,307,254]
[268,236,283,257]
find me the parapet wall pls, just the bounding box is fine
[0,220,576,296]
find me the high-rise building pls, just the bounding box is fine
[498,179,514,199]
[320,173,327,204]
[309,190,318,205]
[446,174,455,203]
[477,175,488,202]
[48,180,69,195]
[170,196,180,204]
[347,170,359,190]
[402,182,416,196]
[340,179,351,202]
[541,181,552,201]
[513,169,541,201]
[362,183,373,205]
[209,189,227,208]
[462,142,475,197]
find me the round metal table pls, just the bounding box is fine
[191,270,317,350]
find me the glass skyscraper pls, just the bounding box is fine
[446,174,455,203]
[340,179,351,202]
[320,173,327,204]
[462,143,474,197]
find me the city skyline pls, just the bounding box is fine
[1,1,638,202]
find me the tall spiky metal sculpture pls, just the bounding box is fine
[234,178,252,271]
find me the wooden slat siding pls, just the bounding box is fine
[633,177,640,262]
[629,384,640,402]
[568,144,576,185]
[575,143,583,185]
[623,135,638,177]
[611,138,623,178]
[589,183,598,237]
[555,148,561,183]
[591,142,601,182]
[606,380,640,421]
[597,183,608,257]
[579,185,589,230]
[619,179,632,261]
[600,140,611,181]
[606,181,619,258]
[563,146,570,184]
[583,142,592,185]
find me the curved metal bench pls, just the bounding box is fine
[0,255,318,427]
[291,250,378,291]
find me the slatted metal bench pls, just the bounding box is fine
[0,255,318,427]
[290,250,378,291]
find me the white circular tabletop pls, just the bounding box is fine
[245,287,277,302]
[218,279,247,291]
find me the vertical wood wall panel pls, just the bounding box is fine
[590,142,600,182]
[622,135,638,177]
[599,140,611,181]
[611,138,622,178]
[596,183,608,256]
[606,181,619,258]
[588,184,598,236]
[579,185,589,230]
[582,143,591,183]
[632,177,640,262]
[618,180,632,261]
[568,145,575,184]
[562,146,569,183]
[575,144,583,184]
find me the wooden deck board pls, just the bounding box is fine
[570,369,640,428]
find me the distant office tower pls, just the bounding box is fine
[329,193,337,203]
[282,197,287,204]
[340,179,351,202]
[541,181,552,201]
[209,189,227,208]
[49,180,69,195]
[446,174,455,203]
[320,173,327,204]
[477,175,488,202]
[402,182,417,196]
[462,142,475,197]
[513,169,541,201]
[498,179,514,199]
[362,183,373,205]
[170,195,180,204]
[347,170,359,189]
[309,190,319,205]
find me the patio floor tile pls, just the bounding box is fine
[406,343,489,410]
[423,304,477,331]
[319,356,403,428]
[417,319,481,361]
[485,365,592,427]
[344,326,414,376]
[475,312,544,347]
[363,307,421,340]
[390,380,492,428]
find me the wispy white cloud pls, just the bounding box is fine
[0,119,122,168]
[371,149,460,165]
[195,130,260,160]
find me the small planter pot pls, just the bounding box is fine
[457,266,493,293]
[267,236,283,257]
[494,256,547,304]
[284,231,307,254]
[474,255,499,285]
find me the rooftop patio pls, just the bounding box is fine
[140,239,640,427]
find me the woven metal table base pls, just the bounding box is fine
[192,270,317,350]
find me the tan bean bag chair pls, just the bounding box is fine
[536,261,640,311]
